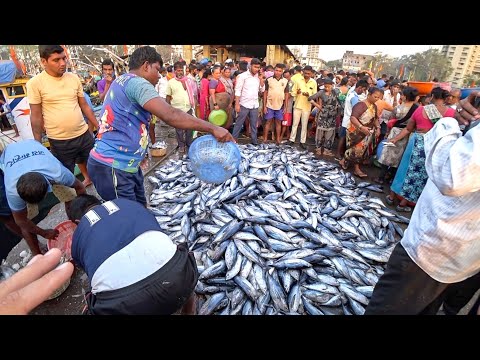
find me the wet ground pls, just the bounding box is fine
[2,123,478,315]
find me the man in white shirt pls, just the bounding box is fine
[155,67,168,100]
[366,92,480,315]
[150,67,169,140]
[232,58,265,145]
[379,80,401,137]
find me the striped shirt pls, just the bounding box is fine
[401,117,480,283]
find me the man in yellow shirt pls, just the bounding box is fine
[27,45,99,187]
[287,65,317,149]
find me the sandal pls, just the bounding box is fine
[385,195,394,206]
[396,205,412,213]
[373,177,384,185]
[339,159,348,170]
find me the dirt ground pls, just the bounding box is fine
[2,122,478,315]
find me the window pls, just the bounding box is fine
[5,85,25,97]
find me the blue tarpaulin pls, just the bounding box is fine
[0,60,18,84]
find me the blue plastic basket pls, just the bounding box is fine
[188,135,240,184]
[460,87,480,100]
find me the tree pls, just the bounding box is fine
[326,59,342,71]
[404,49,453,82]
[155,45,173,65]
[463,74,480,87]
[370,53,392,78]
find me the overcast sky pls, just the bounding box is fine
[290,45,442,62]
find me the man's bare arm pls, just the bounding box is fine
[29,104,44,142]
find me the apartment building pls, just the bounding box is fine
[442,45,480,87]
[306,45,320,59]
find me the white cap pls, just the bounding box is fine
[225,58,233,63]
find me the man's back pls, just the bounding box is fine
[0,140,74,211]
[401,118,480,283]
[72,198,176,293]
[90,73,155,173]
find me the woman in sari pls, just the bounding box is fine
[339,87,383,178]
[199,68,212,120]
[386,87,455,212]
[374,86,419,184]
[209,65,234,129]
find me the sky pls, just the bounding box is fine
[290,45,442,62]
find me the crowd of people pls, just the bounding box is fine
[0,45,479,316]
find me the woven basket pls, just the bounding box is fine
[151,148,167,157]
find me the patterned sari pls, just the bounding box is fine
[378,103,418,168]
[390,105,455,204]
[344,101,377,164]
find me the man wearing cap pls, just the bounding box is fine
[0,140,86,255]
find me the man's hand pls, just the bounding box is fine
[105,75,113,84]
[455,91,480,126]
[212,126,236,143]
[263,107,268,115]
[235,103,240,114]
[0,248,74,315]
[375,127,381,138]
[42,229,59,240]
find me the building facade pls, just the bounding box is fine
[342,51,372,73]
[300,57,326,71]
[441,45,480,87]
[183,45,296,67]
[306,45,320,59]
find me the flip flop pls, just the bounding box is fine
[396,205,412,212]
[385,195,394,205]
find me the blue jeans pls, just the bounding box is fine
[232,105,259,144]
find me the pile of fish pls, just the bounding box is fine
[147,143,410,315]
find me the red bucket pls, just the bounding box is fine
[47,221,77,261]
